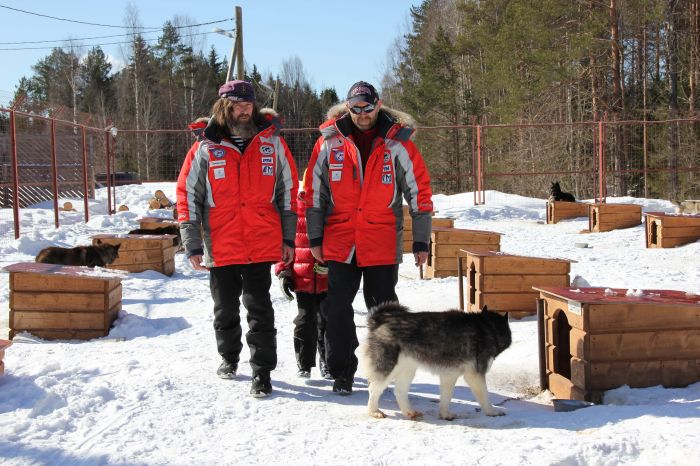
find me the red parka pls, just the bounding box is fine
[177,111,298,267]
[304,105,433,267]
[274,190,328,294]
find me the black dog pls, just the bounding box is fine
[549,181,576,202]
[35,243,121,267]
[128,225,181,248]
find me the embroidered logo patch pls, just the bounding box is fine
[262,165,274,176]
[383,153,390,163]
[261,157,273,164]
[211,148,226,159]
[332,150,344,163]
[210,160,226,167]
[382,165,391,173]
[382,174,392,184]
[214,167,225,179]
[260,144,274,156]
[331,170,342,182]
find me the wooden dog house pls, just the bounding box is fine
[138,216,179,231]
[5,262,123,340]
[92,234,177,276]
[588,203,642,232]
[546,201,590,224]
[645,212,700,248]
[425,227,501,278]
[535,286,700,403]
[457,250,572,318]
[0,339,11,375]
[401,206,454,253]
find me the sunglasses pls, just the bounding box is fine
[349,104,376,115]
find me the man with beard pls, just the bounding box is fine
[176,80,298,397]
[305,81,433,395]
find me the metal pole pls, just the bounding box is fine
[50,119,59,228]
[273,78,280,111]
[235,6,244,80]
[105,130,112,214]
[476,124,483,204]
[598,115,607,202]
[9,110,20,239]
[81,126,90,223]
[471,116,477,206]
[537,298,548,390]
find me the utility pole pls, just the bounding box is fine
[235,6,244,80]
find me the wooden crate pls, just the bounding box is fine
[546,201,590,224]
[425,227,502,278]
[138,216,179,230]
[588,203,642,232]
[92,234,177,276]
[457,250,572,318]
[403,216,454,253]
[0,339,11,375]
[645,212,700,248]
[5,262,123,340]
[535,286,700,403]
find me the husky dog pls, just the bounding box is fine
[671,199,700,215]
[128,225,182,248]
[35,243,121,267]
[549,181,576,202]
[361,303,511,420]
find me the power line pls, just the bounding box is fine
[0,3,161,28]
[0,20,233,45]
[0,29,230,51]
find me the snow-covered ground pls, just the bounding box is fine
[0,184,698,465]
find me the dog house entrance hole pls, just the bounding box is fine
[552,309,572,379]
[469,263,476,306]
[650,220,659,245]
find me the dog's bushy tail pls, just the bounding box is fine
[367,301,408,331]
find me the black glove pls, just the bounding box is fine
[278,271,294,301]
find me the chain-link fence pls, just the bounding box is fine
[3,108,700,240]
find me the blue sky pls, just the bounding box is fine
[0,0,418,107]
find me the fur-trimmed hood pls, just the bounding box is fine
[321,103,417,141]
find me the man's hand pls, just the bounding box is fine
[310,246,324,263]
[282,244,295,265]
[414,251,428,267]
[188,255,208,271]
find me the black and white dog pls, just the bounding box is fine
[361,303,511,420]
[549,181,576,202]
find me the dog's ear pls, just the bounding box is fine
[481,305,488,313]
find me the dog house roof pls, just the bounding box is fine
[3,262,126,278]
[534,286,700,306]
[645,211,700,218]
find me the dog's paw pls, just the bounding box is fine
[439,411,456,421]
[369,410,386,419]
[404,410,423,420]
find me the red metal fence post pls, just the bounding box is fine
[471,117,477,206]
[476,124,483,205]
[104,130,112,214]
[50,118,59,228]
[81,126,90,222]
[598,115,607,202]
[9,110,20,239]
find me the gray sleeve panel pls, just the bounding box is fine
[307,142,331,240]
[394,142,431,244]
[180,143,211,254]
[273,137,298,242]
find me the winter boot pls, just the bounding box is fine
[216,359,237,379]
[250,372,272,398]
[332,376,353,395]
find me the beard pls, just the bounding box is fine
[228,114,258,139]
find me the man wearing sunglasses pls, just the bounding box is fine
[177,79,299,398]
[304,81,433,395]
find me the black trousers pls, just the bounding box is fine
[321,256,398,379]
[209,262,276,376]
[293,291,327,371]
